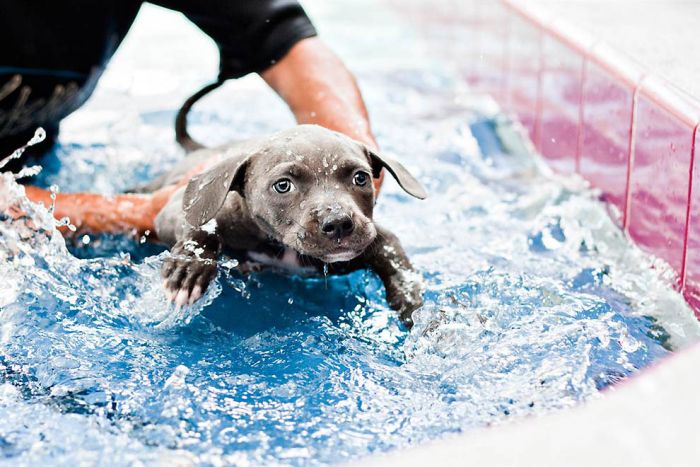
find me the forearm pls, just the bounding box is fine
[23,186,171,236]
[262,37,376,149]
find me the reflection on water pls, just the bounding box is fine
[1,1,699,465]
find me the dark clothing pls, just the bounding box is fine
[0,0,316,164]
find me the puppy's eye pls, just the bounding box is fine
[353,171,370,187]
[272,178,294,193]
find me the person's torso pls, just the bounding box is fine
[0,0,143,145]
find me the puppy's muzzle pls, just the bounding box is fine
[320,213,354,240]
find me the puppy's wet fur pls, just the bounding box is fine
[149,85,427,327]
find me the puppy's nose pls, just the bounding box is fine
[320,214,354,239]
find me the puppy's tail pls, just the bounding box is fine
[175,79,225,153]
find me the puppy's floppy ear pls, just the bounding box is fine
[366,148,427,199]
[182,156,250,227]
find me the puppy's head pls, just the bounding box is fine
[182,125,426,263]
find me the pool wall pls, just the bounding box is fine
[389,0,700,317]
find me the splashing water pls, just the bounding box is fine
[2,2,700,466]
[0,128,46,171]
[0,128,46,182]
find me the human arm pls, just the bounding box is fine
[261,37,384,191]
[22,184,178,237]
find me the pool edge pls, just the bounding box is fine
[352,341,700,467]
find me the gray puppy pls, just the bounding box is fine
[147,87,427,327]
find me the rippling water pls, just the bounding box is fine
[2,2,700,466]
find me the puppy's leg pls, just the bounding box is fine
[364,226,423,328]
[161,228,221,307]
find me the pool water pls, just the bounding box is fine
[2,1,700,465]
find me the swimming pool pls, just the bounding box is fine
[2,1,699,465]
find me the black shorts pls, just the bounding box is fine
[0,0,317,168]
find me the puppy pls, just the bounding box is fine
[149,86,427,327]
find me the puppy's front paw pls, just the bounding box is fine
[162,240,218,308]
[385,271,424,328]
